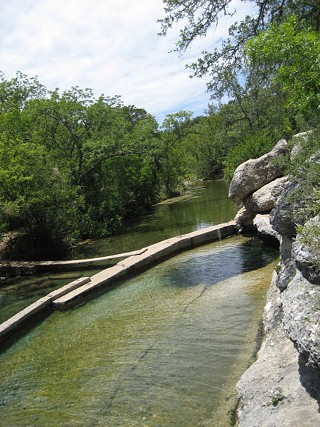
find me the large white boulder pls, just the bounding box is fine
[244,176,289,213]
[229,139,288,204]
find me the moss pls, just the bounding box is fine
[274,264,281,274]
[267,388,286,407]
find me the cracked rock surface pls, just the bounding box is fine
[232,134,320,426]
[237,277,320,427]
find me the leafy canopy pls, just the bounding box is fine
[246,15,320,120]
[159,0,320,99]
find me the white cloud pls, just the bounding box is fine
[0,0,253,122]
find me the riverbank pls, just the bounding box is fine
[0,181,209,263]
[0,180,236,266]
[229,134,320,426]
[236,274,320,426]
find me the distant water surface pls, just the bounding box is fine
[0,180,237,323]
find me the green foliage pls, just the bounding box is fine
[267,387,286,407]
[184,113,225,179]
[4,0,320,257]
[211,84,295,179]
[1,71,221,257]
[246,15,320,123]
[158,111,194,197]
[159,0,320,180]
[0,134,81,244]
[286,130,320,222]
[216,12,320,181]
[224,129,277,180]
[159,1,320,100]
[0,72,164,255]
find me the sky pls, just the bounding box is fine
[0,0,253,123]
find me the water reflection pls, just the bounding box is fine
[0,181,237,324]
[166,238,277,288]
[0,236,277,427]
[0,270,100,324]
[73,180,237,259]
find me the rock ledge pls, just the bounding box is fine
[231,134,320,426]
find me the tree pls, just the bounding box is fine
[159,1,320,101]
[158,111,193,197]
[158,1,319,179]
[0,134,81,257]
[219,84,295,178]
[0,73,81,256]
[0,72,164,255]
[20,84,162,238]
[79,106,161,236]
[0,71,46,112]
[184,113,225,179]
[245,15,320,124]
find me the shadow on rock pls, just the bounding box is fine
[299,353,320,412]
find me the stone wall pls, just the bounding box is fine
[229,133,320,426]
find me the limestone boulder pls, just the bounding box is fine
[290,131,313,159]
[234,206,255,232]
[270,180,304,237]
[282,270,320,369]
[275,236,296,292]
[244,176,289,214]
[293,216,320,285]
[229,139,288,204]
[253,214,281,244]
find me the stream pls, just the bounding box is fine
[0,180,236,324]
[0,181,278,426]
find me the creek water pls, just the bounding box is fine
[0,180,236,324]
[72,180,237,258]
[0,181,278,426]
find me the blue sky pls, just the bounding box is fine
[0,0,253,123]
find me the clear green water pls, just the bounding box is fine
[71,180,237,258]
[0,270,101,325]
[0,181,237,324]
[0,180,278,426]
[0,237,278,426]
